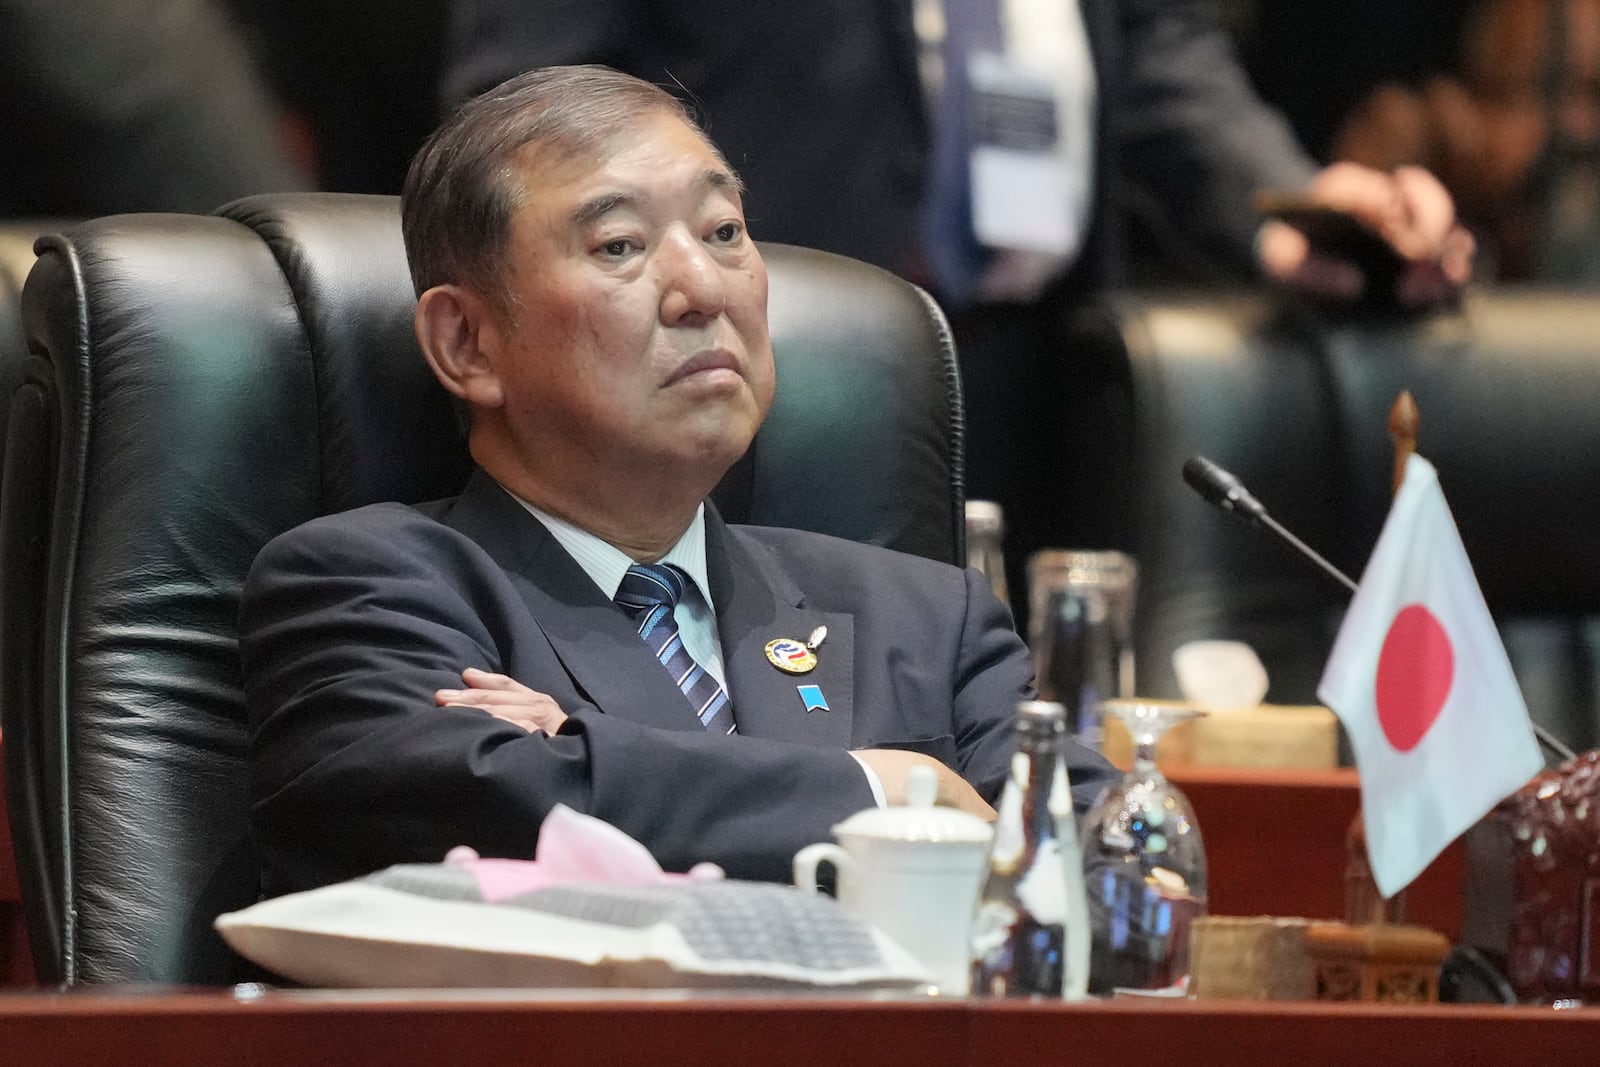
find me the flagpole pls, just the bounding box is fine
[1343,393,1431,922]
[1388,391,1419,497]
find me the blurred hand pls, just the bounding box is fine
[436,667,568,734]
[1257,162,1476,309]
[853,749,996,820]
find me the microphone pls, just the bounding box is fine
[1181,455,1576,763]
[1182,456,1357,596]
[1181,455,1267,524]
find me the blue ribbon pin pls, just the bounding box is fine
[797,684,829,712]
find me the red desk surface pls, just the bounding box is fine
[0,990,1590,1067]
[1171,765,1464,938]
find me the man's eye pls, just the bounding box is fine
[600,238,635,257]
[712,222,742,243]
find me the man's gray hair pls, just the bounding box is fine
[400,65,713,314]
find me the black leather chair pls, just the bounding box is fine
[0,222,58,460]
[3,192,966,985]
[1075,289,1600,752]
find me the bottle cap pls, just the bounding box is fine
[964,500,1004,537]
[1015,700,1068,735]
[1025,549,1137,591]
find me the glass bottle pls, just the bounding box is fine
[969,700,1092,998]
[964,500,1008,605]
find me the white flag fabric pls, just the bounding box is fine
[1317,453,1542,898]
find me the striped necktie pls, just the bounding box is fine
[614,563,736,735]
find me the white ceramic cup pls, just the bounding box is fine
[792,766,993,994]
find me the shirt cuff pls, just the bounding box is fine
[848,752,888,808]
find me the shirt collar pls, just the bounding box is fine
[508,491,714,609]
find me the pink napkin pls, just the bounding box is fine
[444,804,725,903]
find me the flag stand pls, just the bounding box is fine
[1341,391,1419,927]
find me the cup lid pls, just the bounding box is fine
[831,764,995,843]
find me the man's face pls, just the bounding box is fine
[486,110,774,494]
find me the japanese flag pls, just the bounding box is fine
[1317,454,1542,899]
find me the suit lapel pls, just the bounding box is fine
[707,511,856,749]
[442,471,707,733]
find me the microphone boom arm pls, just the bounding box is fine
[1259,513,1359,596]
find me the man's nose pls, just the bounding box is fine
[658,230,727,325]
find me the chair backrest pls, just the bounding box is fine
[1076,289,1600,750]
[3,192,964,985]
[0,222,58,458]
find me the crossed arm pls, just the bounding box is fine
[435,669,997,818]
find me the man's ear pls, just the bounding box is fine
[414,284,506,410]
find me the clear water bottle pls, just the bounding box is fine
[964,500,1008,605]
[969,700,1092,998]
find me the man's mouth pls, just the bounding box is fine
[665,349,740,386]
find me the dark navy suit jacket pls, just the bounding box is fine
[242,470,1115,896]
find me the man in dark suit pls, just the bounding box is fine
[241,65,1114,898]
[2,0,309,216]
[439,0,1471,306]
[438,0,1473,617]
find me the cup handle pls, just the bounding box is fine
[792,842,850,893]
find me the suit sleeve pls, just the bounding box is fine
[1114,0,1320,273]
[241,512,875,895]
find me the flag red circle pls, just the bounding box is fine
[1374,603,1455,752]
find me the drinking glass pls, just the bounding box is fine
[1082,700,1207,993]
[1026,550,1137,750]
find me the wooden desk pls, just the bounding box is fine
[1172,766,1464,938]
[0,990,1591,1066]
[0,762,1462,990]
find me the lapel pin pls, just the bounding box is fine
[765,636,818,674]
[797,684,830,712]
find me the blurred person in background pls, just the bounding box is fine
[437,1,1473,625]
[221,0,448,194]
[0,0,309,217]
[1334,0,1600,283]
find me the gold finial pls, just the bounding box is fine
[1388,391,1419,498]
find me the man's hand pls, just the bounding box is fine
[435,668,568,734]
[853,749,996,820]
[1257,162,1476,309]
